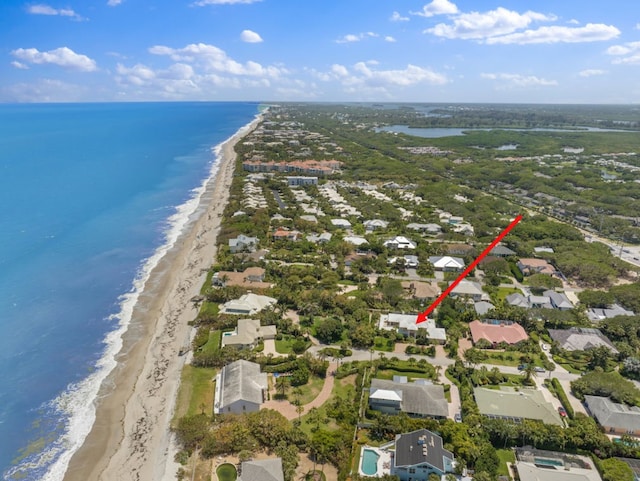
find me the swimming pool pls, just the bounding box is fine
[534,458,563,467]
[361,448,379,476]
[223,332,234,337]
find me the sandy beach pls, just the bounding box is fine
[62,115,261,481]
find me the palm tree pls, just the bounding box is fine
[522,364,536,385]
[276,375,290,398]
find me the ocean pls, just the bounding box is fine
[0,102,259,480]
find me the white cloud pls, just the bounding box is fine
[385,36,396,43]
[11,47,97,71]
[148,42,286,78]
[426,7,554,40]
[411,0,458,18]
[568,19,580,25]
[336,32,379,43]
[481,72,557,87]
[318,62,447,90]
[390,11,409,22]
[240,30,263,43]
[331,64,349,77]
[27,4,84,20]
[636,23,640,30]
[107,0,122,5]
[192,0,261,5]
[486,23,620,45]
[607,41,640,65]
[579,69,606,77]
[11,61,28,70]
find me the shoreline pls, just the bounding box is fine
[62,114,261,481]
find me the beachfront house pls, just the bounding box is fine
[229,234,259,254]
[220,293,277,315]
[214,360,267,415]
[221,318,277,349]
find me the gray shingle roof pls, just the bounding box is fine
[219,360,267,408]
[585,395,640,432]
[239,458,284,481]
[548,327,618,353]
[370,379,448,417]
[394,429,453,472]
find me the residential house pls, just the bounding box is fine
[363,219,389,231]
[238,458,284,481]
[330,218,352,229]
[450,280,485,301]
[544,290,574,310]
[529,294,552,309]
[406,223,442,234]
[229,234,259,254]
[490,245,517,257]
[444,243,476,257]
[379,313,446,343]
[384,236,417,250]
[306,232,332,244]
[222,318,277,349]
[286,176,318,186]
[344,235,369,246]
[587,303,635,322]
[220,293,277,315]
[474,301,495,316]
[391,429,456,481]
[474,387,563,425]
[506,293,530,309]
[469,319,528,346]
[428,255,465,272]
[369,378,448,418]
[401,281,440,302]
[585,395,640,436]
[272,228,301,241]
[548,327,618,353]
[214,360,267,414]
[517,258,556,276]
[390,255,419,268]
[299,214,318,223]
[242,159,342,175]
[212,267,270,290]
[514,448,602,481]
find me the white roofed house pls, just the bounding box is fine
[379,313,446,343]
[450,279,485,302]
[222,318,277,349]
[238,458,284,481]
[229,234,259,254]
[220,293,277,315]
[384,236,417,250]
[428,255,465,272]
[214,360,268,415]
[363,219,389,232]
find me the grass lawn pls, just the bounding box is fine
[199,330,221,355]
[496,449,515,479]
[198,300,219,318]
[299,375,355,435]
[373,336,395,352]
[172,365,217,424]
[376,368,433,381]
[216,463,237,481]
[494,287,521,302]
[296,375,326,405]
[275,335,310,354]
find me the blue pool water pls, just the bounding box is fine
[535,458,564,467]
[361,448,380,476]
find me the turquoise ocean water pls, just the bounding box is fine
[0,102,258,480]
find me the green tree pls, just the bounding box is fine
[600,458,634,481]
[315,318,344,344]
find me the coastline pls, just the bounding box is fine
[62,114,261,481]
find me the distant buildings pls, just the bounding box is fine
[243,159,342,175]
[286,176,318,186]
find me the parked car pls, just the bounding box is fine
[558,406,567,417]
[454,412,462,423]
[517,364,527,371]
[534,366,545,373]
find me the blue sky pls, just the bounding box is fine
[1,0,639,103]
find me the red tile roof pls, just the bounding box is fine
[469,319,528,345]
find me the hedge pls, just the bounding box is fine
[551,377,575,419]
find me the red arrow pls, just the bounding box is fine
[416,214,522,324]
